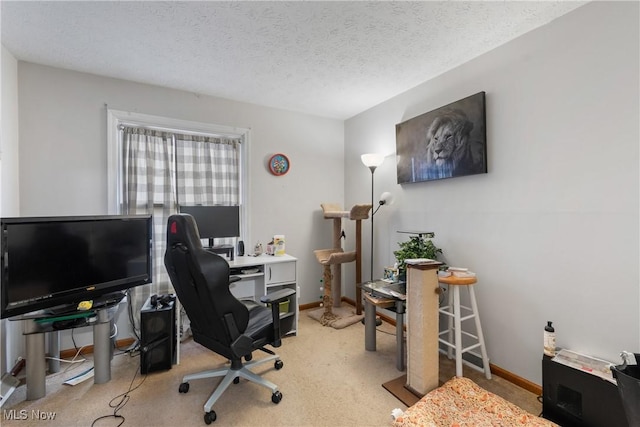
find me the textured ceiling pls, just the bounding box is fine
[1,1,586,119]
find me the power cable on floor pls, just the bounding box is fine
[90,365,147,427]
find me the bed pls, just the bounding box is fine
[392,377,558,427]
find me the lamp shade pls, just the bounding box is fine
[379,191,394,206]
[361,153,384,168]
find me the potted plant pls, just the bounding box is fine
[393,232,444,280]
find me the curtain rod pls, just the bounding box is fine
[118,123,243,140]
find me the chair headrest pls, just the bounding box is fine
[167,214,204,251]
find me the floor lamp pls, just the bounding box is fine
[361,153,385,282]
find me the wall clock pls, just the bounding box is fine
[269,153,290,176]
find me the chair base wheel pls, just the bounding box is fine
[274,360,284,370]
[272,391,283,404]
[179,382,190,393]
[204,411,217,424]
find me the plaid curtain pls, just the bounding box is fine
[121,126,241,337]
[122,128,176,336]
[176,134,240,246]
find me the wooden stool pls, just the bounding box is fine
[438,275,491,379]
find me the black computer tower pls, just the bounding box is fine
[140,295,176,374]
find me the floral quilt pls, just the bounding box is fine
[392,377,558,427]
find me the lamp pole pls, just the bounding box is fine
[360,153,386,327]
[361,153,384,283]
[368,165,377,282]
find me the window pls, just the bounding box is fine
[107,110,250,297]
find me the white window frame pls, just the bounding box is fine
[106,109,251,245]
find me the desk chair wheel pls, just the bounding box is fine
[275,360,284,370]
[272,391,283,404]
[204,411,217,424]
[179,382,190,393]
[233,377,240,384]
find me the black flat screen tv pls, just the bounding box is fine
[0,215,152,319]
[178,205,240,240]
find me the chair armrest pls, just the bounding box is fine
[259,288,295,305]
[260,288,296,347]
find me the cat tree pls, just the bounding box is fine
[313,203,371,326]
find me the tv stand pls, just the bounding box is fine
[19,301,121,400]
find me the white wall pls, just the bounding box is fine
[345,1,639,384]
[1,46,19,215]
[16,63,344,349]
[1,45,22,372]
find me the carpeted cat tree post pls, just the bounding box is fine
[313,248,355,325]
[311,203,371,328]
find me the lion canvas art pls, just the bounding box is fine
[396,92,487,183]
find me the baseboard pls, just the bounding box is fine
[299,296,355,312]
[59,337,136,359]
[299,301,321,311]
[490,363,542,396]
[342,296,356,308]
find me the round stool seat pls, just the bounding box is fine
[439,275,477,286]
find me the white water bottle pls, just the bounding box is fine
[544,321,556,356]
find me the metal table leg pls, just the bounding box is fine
[93,310,112,384]
[364,298,376,351]
[48,331,60,374]
[395,300,405,371]
[24,319,46,400]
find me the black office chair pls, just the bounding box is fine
[164,214,295,425]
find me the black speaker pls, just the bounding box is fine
[237,240,245,256]
[140,295,176,374]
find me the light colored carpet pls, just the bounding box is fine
[1,309,541,426]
